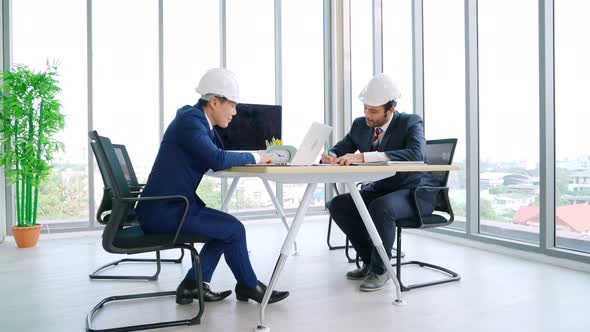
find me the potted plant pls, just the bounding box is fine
[0,63,65,248]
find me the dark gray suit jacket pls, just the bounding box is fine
[330,111,439,193]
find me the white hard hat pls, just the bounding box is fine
[195,68,240,103]
[358,73,401,107]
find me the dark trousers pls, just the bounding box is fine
[328,189,435,274]
[141,207,258,288]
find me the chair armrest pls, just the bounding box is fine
[408,186,453,228]
[117,194,190,248]
[129,184,145,191]
[96,188,114,225]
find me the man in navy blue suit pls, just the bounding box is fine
[136,68,289,305]
[323,73,440,292]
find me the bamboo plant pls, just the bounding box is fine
[0,64,65,227]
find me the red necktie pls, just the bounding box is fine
[371,128,382,151]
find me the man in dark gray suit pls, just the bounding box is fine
[323,73,440,292]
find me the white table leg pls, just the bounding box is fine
[254,183,317,332]
[345,182,405,305]
[220,177,240,212]
[261,179,298,255]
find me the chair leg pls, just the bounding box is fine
[327,183,349,252]
[344,238,357,264]
[354,252,365,269]
[327,213,357,264]
[86,244,204,332]
[191,246,206,322]
[394,227,409,291]
[392,247,405,259]
[391,227,460,292]
[89,248,185,281]
[327,215,346,250]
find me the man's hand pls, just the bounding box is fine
[321,151,337,164]
[335,153,364,166]
[256,151,273,164]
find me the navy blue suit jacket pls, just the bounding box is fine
[331,111,439,193]
[136,104,255,226]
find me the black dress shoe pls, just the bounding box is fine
[235,280,289,304]
[175,279,232,305]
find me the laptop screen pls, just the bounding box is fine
[290,122,332,165]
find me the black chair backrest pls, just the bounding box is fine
[91,140,115,224]
[425,139,457,214]
[90,133,131,199]
[112,144,140,187]
[89,131,134,248]
[426,139,457,187]
[91,141,141,224]
[93,141,140,187]
[91,141,111,189]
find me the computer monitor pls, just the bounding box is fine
[215,103,282,150]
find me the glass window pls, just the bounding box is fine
[423,0,466,230]
[225,0,275,212]
[350,0,374,120]
[555,0,590,253]
[282,0,325,209]
[382,0,413,114]
[163,0,220,125]
[12,0,88,226]
[478,0,539,243]
[226,0,275,105]
[92,0,160,212]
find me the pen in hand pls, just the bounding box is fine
[322,143,336,164]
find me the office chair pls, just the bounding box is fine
[87,131,209,331]
[89,142,185,281]
[392,138,460,291]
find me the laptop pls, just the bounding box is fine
[246,121,332,166]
